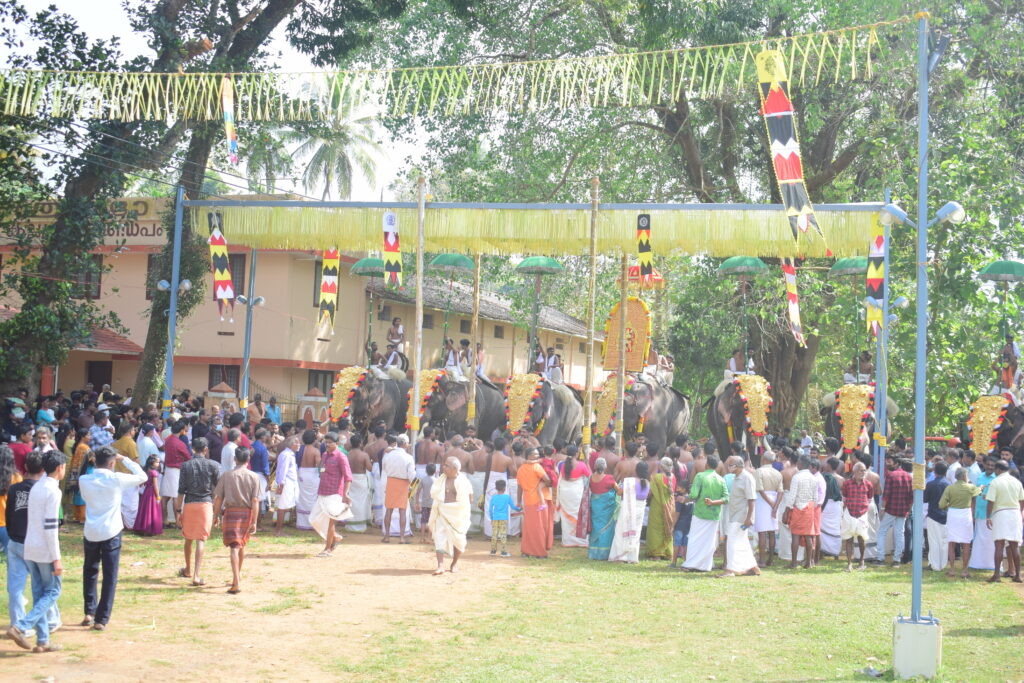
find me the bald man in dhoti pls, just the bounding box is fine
[430,457,473,575]
[345,435,374,533]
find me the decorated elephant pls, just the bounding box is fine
[504,373,584,446]
[967,393,1024,456]
[420,374,506,440]
[595,375,690,457]
[330,366,412,435]
[705,374,772,465]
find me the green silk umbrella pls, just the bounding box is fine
[430,253,475,347]
[979,260,1024,339]
[828,256,868,279]
[515,257,565,363]
[351,257,385,364]
[717,256,768,358]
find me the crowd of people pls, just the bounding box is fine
[2,381,1024,654]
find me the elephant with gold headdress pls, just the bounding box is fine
[705,374,772,465]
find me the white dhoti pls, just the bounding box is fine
[121,486,140,529]
[608,478,643,563]
[754,492,779,533]
[371,464,385,527]
[991,507,1024,543]
[309,494,353,540]
[557,476,589,548]
[346,472,373,532]
[682,516,719,571]
[505,478,522,536]
[969,518,996,569]
[725,522,757,573]
[945,507,974,544]
[820,501,843,557]
[276,478,298,511]
[866,498,880,545]
[841,508,870,541]
[926,517,948,570]
[483,472,508,538]
[296,467,320,530]
[467,471,486,534]
[160,467,181,523]
[256,473,268,502]
[776,501,805,562]
[430,500,470,557]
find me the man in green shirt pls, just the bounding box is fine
[939,468,980,578]
[985,460,1024,583]
[682,454,728,572]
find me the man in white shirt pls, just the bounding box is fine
[221,428,241,474]
[381,434,416,541]
[944,448,962,485]
[78,445,147,630]
[7,451,66,652]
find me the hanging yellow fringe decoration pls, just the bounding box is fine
[0,20,908,121]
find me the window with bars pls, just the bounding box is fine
[494,325,505,339]
[459,319,471,334]
[423,313,434,329]
[71,254,103,300]
[313,260,323,307]
[308,369,335,395]
[208,364,240,392]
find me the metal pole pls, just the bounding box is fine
[468,253,481,426]
[616,253,628,451]
[530,274,542,369]
[163,185,185,417]
[876,215,892,491]
[240,247,257,409]
[910,10,929,623]
[410,177,426,453]
[583,177,599,450]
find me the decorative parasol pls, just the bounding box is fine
[717,256,768,359]
[828,256,868,279]
[516,257,565,363]
[351,256,386,364]
[430,253,475,348]
[617,265,666,290]
[978,260,1024,342]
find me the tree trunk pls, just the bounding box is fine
[752,324,820,433]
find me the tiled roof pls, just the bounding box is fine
[0,307,142,356]
[365,279,600,339]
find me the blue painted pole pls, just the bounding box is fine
[911,10,930,623]
[163,186,185,417]
[878,216,892,488]
[240,247,257,409]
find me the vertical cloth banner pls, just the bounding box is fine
[637,214,653,287]
[318,248,340,331]
[866,217,885,336]
[220,77,239,164]
[207,212,235,322]
[781,258,806,347]
[602,297,652,372]
[755,50,826,249]
[382,210,401,287]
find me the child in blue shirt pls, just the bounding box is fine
[487,479,521,557]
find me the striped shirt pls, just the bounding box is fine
[23,475,62,563]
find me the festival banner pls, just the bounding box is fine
[220,77,239,164]
[781,257,806,347]
[866,217,885,336]
[318,248,340,331]
[382,210,402,287]
[602,297,651,372]
[207,211,235,322]
[636,214,653,288]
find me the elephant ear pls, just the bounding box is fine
[445,383,468,412]
[366,376,385,406]
[633,382,655,420]
[717,385,733,426]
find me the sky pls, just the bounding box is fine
[9,0,418,200]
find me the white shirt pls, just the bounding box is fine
[381,447,416,481]
[967,462,982,485]
[946,461,962,485]
[79,459,147,542]
[221,441,238,474]
[138,435,160,467]
[800,436,814,450]
[23,475,62,564]
[788,470,819,510]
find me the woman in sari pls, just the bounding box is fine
[646,457,676,560]
[516,448,551,558]
[609,461,650,563]
[557,446,591,547]
[587,457,620,560]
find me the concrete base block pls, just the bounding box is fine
[893,616,942,679]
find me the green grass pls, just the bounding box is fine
[328,552,1024,682]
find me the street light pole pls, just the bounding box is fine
[240,247,258,409]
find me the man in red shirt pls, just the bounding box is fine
[874,454,913,566]
[10,424,34,474]
[161,421,192,526]
[841,462,874,570]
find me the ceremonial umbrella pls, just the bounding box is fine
[351,257,385,364]
[978,260,1024,338]
[429,253,476,350]
[828,256,869,375]
[717,256,768,358]
[516,256,565,365]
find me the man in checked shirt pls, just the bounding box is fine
[874,454,913,567]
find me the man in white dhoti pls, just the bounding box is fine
[429,457,472,575]
[482,439,513,538]
[985,460,1024,583]
[939,467,980,579]
[754,452,783,566]
[841,463,872,571]
[682,455,728,572]
[970,456,998,570]
[345,434,374,533]
[818,458,845,559]
[923,462,950,571]
[721,457,759,577]
[273,436,298,533]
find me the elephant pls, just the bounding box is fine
[512,377,584,446]
[421,376,506,441]
[967,397,1024,458]
[347,371,412,436]
[621,376,691,457]
[705,380,770,466]
[821,386,896,455]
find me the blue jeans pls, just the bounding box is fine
[875,512,907,562]
[6,542,61,634]
[0,526,9,558]
[83,533,121,625]
[16,560,62,645]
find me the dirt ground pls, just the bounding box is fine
[0,528,518,681]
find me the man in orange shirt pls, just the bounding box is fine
[515,448,551,558]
